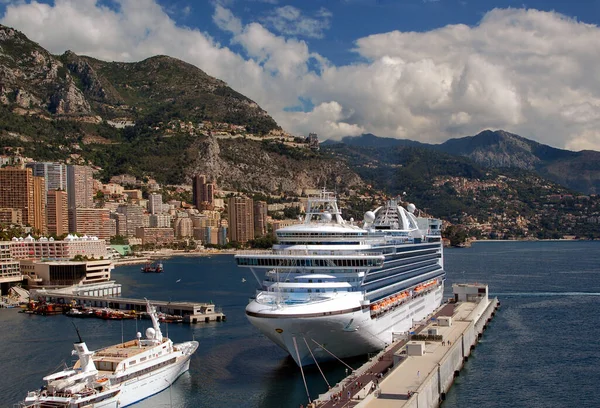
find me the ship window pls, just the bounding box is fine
[308,279,313,283]
[308,289,312,293]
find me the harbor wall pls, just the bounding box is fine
[423,297,498,407]
[379,297,499,408]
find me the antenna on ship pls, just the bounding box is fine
[71,321,83,344]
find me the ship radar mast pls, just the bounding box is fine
[145,298,164,343]
[303,189,345,225]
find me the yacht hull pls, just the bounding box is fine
[118,353,193,407]
[247,284,444,366]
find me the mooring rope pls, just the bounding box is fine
[292,336,311,404]
[310,338,355,372]
[303,337,330,389]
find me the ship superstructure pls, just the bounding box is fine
[235,191,445,366]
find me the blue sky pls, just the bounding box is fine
[155,0,600,65]
[1,0,600,150]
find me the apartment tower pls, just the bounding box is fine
[67,165,94,209]
[192,174,215,210]
[254,200,268,238]
[227,196,254,244]
[47,190,68,236]
[0,167,46,233]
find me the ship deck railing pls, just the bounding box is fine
[238,249,384,257]
[255,292,331,306]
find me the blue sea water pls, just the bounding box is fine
[1,241,599,408]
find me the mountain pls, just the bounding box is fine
[335,130,600,194]
[0,24,361,193]
[436,130,600,194]
[0,24,598,238]
[321,133,428,149]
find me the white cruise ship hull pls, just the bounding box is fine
[247,284,444,366]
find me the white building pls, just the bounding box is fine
[10,234,108,261]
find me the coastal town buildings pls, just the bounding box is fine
[20,258,114,289]
[254,201,268,237]
[227,196,254,244]
[0,167,46,232]
[192,174,216,210]
[46,190,68,237]
[66,165,94,209]
[148,193,163,214]
[116,204,144,237]
[0,241,22,296]
[32,176,47,235]
[69,208,112,240]
[135,227,175,246]
[0,208,22,225]
[26,162,67,193]
[9,235,108,261]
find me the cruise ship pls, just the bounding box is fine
[20,300,199,407]
[235,191,445,366]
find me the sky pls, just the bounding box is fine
[1,0,600,151]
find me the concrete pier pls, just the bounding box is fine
[30,290,226,323]
[312,283,499,408]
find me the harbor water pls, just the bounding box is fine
[1,241,599,407]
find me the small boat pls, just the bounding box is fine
[66,308,95,318]
[141,260,164,273]
[32,302,68,316]
[19,299,199,408]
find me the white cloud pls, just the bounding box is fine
[213,4,242,35]
[284,101,365,140]
[259,5,331,39]
[1,3,600,149]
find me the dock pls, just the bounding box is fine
[311,283,499,408]
[30,290,226,323]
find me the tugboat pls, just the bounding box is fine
[141,260,164,273]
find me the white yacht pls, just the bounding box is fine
[236,191,445,366]
[19,300,199,407]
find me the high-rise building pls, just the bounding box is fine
[26,162,67,193]
[67,165,94,209]
[148,193,163,214]
[227,196,254,244]
[0,208,22,225]
[192,174,205,209]
[192,174,215,210]
[174,217,193,238]
[110,212,127,237]
[254,200,268,238]
[33,175,47,234]
[0,167,35,228]
[116,204,144,237]
[149,214,171,228]
[47,190,68,237]
[68,208,111,239]
[218,226,228,246]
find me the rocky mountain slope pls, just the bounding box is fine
[333,130,600,194]
[0,24,363,194]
